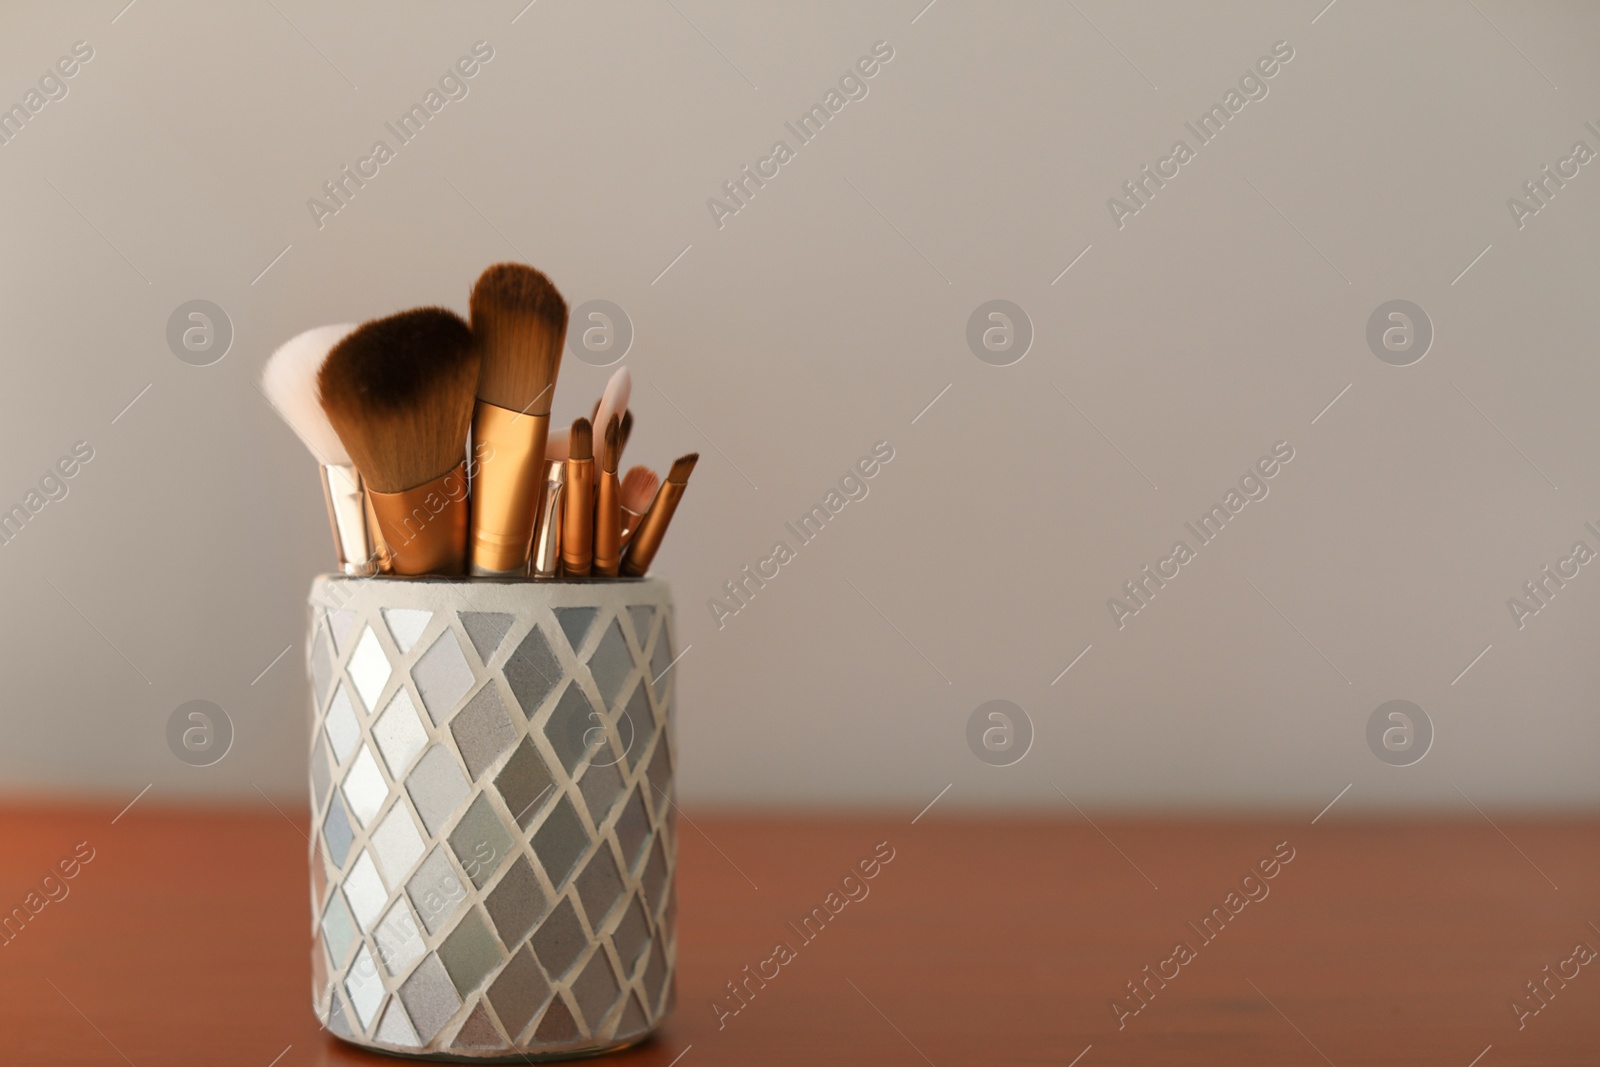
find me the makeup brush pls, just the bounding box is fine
[593,367,630,446]
[318,308,478,576]
[468,263,568,576]
[616,409,634,464]
[618,465,658,548]
[561,417,595,576]
[261,323,385,576]
[593,416,622,576]
[621,453,697,577]
[531,459,564,579]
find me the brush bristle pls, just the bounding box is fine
[594,367,631,444]
[667,452,699,483]
[617,409,633,456]
[569,417,592,462]
[601,415,619,473]
[318,307,478,493]
[261,324,357,465]
[470,263,567,413]
[620,466,659,512]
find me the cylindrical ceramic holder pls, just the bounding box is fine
[306,576,678,1060]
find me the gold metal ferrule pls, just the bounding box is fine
[620,478,685,577]
[561,456,595,577]
[531,460,565,579]
[593,469,621,577]
[468,401,549,576]
[320,464,379,577]
[367,462,470,576]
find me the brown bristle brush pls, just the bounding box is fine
[468,263,568,576]
[318,307,478,575]
[620,453,697,577]
[618,465,658,548]
[593,416,622,577]
[561,417,595,576]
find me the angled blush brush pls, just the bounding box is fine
[620,453,697,577]
[318,308,479,575]
[468,263,568,576]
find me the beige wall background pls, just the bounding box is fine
[0,0,1595,811]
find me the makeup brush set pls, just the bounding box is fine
[262,263,696,581]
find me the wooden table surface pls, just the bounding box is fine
[0,802,1594,1065]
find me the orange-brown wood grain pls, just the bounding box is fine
[0,803,1593,1065]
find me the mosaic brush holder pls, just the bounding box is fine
[306,576,678,1060]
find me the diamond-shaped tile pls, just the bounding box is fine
[373,688,428,779]
[641,940,668,1012]
[406,744,470,838]
[323,794,355,869]
[321,890,358,967]
[587,620,633,710]
[544,682,599,774]
[578,762,625,828]
[438,906,500,995]
[375,998,419,1047]
[375,898,426,977]
[325,684,360,764]
[370,801,425,886]
[329,608,358,654]
[349,626,393,712]
[346,944,385,1028]
[486,856,549,947]
[408,847,467,936]
[640,838,669,920]
[328,988,353,1038]
[531,797,589,888]
[611,896,651,975]
[575,847,625,930]
[616,992,648,1040]
[626,605,654,651]
[614,792,651,874]
[618,682,652,772]
[449,793,514,889]
[453,1001,505,1050]
[383,608,432,654]
[460,611,514,665]
[341,745,388,828]
[646,736,673,803]
[496,738,555,831]
[504,625,562,719]
[488,945,550,1042]
[534,994,581,1044]
[310,739,333,813]
[532,898,587,979]
[413,630,474,725]
[345,851,388,931]
[450,683,517,782]
[310,626,334,704]
[649,628,674,703]
[398,953,461,1044]
[555,607,597,653]
[570,949,620,1031]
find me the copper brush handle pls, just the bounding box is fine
[366,462,470,576]
[561,456,595,576]
[467,402,548,576]
[593,469,621,577]
[620,479,686,577]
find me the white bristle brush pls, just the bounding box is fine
[261,323,383,575]
[544,366,630,465]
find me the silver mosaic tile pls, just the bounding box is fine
[341,744,388,828]
[413,630,474,725]
[554,606,598,653]
[485,856,548,947]
[370,801,425,886]
[460,611,514,665]
[488,945,550,1041]
[372,688,428,780]
[406,744,471,838]
[587,619,634,710]
[324,684,360,764]
[398,952,462,1045]
[504,624,562,719]
[382,607,432,654]
[348,625,392,712]
[450,683,517,782]
[531,796,589,889]
[439,906,500,996]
